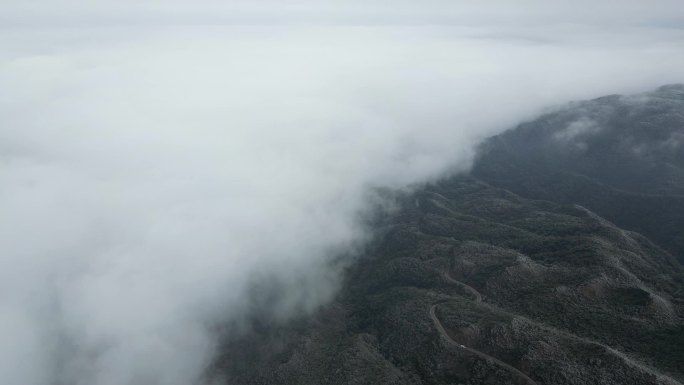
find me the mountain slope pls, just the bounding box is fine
[217,177,684,385]
[472,84,684,261]
[215,86,684,385]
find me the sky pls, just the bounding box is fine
[1,2,684,385]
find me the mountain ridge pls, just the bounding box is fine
[214,86,684,385]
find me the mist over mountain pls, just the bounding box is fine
[218,86,684,385]
[474,85,684,262]
[2,2,684,385]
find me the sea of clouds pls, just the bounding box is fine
[1,1,684,384]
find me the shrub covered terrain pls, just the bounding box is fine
[215,87,684,385]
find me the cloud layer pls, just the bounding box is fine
[2,3,684,385]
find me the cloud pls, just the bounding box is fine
[1,3,684,385]
[3,1,684,27]
[554,117,601,144]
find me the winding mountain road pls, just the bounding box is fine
[442,272,482,302]
[430,273,539,385]
[432,272,682,385]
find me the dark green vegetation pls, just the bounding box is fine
[216,86,684,385]
[473,84,684,262]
